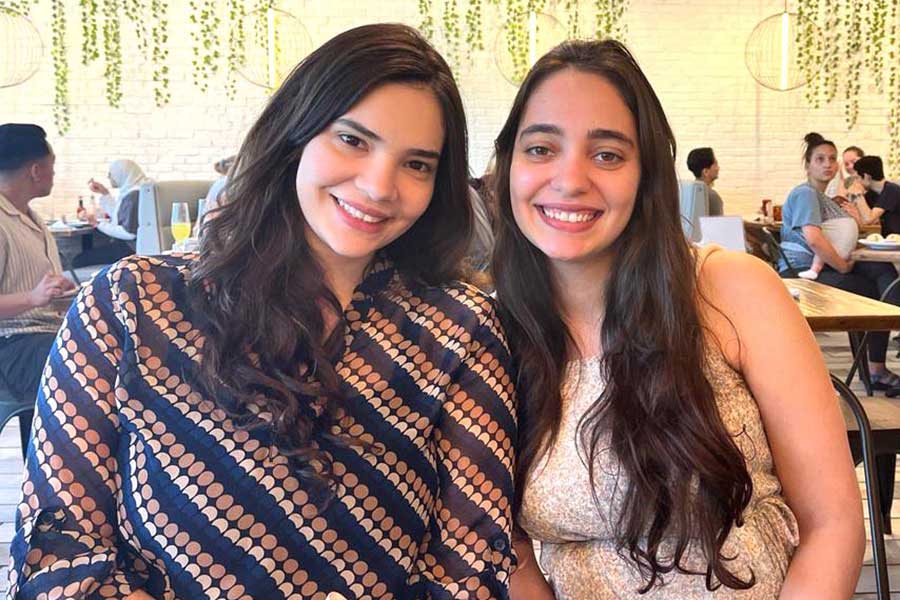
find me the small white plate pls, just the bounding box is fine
[859,239,900,250]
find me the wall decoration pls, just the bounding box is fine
[745,8,822,91]
[796,0,900,169]
[2,0,632,134]
[234,6,311,91]
[0,7,43,89]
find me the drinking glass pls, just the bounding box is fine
[171,202,192,247]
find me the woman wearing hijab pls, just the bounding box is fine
[74,159,152,267]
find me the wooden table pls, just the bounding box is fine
[851,246,900,263]
[784,278,900,332]
[744,217,881,238]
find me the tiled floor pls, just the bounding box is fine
[0,330,896,597]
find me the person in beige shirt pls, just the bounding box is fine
[0,123,75,403]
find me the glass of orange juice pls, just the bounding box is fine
[171,202,192,248]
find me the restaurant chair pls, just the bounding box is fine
[0,388,34,460]
[135,180,214,255]
[835,375,891,600]
[678,180,709,243]
[698,216,746,252]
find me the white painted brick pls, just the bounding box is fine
[0,1,894,219]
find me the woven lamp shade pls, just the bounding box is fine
[745,11,821,91]
[0,9,43,88]
[234,7,312,91]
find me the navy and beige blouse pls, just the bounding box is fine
[9,254,517,599]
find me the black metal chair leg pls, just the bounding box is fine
[832,375,890,600]
[847,332,874,396]
[876,454,896,535]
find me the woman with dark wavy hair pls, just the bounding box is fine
[10,24,517,600]
[498,41,863,598]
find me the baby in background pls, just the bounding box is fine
[798,215,859,279]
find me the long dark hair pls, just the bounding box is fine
[493,39,754,592]
[189,23,472,495]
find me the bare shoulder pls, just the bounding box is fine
[696,248,794,317]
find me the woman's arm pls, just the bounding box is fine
[9,265,153,598]
[509,536,555,600]
[414,296,519,599]
[701,252,864,599]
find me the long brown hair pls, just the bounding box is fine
[493,39,754,591]
[188,23,472,496]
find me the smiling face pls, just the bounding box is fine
[510,68,641,271]
[806,143,838,186]
[843,150,862,176]
[296,82,444,275]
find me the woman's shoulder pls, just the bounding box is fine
[786,181,816,202]
[100,252,196,298]
[399,276,502,332]
[695,246,790,313]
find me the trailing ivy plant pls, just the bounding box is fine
[464,0,483,62]
[797,0,900,171]
[122,0,147,54]
[225,0,246,99]
[149,0,170,106]
[442,0,461,71]
[416,1,629,85]
[79,0,99,64]
[102,0,123,108]
[50,0,70,133]
[189,0,220,92]
[418,0,434,43]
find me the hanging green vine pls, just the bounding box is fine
[225,0,246,99]
[101,0,123,108]
[149,0,170,106]
[464,0,483,62]
[843,0,864,128]
[418,0,434,41]
[565,0,580,38]
[122,0,147,54]
[442,0,461,72]
[79,0,99,64]
[50,0,70,133]
[797,0,900,170]
[889,0,900,169]
[595,0,628,40]
[189,0,220,92]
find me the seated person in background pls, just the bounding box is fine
[74,159,151,267]
[686,146,723,215]
[0,123,75,402]
[781,133,900,391]
[203,154,236,214]
[851,155,900,236]
[826,145,865,199]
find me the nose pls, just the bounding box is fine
[356,155,398,203]
[550,153,590,197]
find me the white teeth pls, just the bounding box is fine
[541,207,597,223]
[336,197,386,223]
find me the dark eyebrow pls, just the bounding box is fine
[587,127,635,147]
[334,117,441,161]
[519,123,635,148]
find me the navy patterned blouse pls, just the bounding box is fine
[9,254,517,599]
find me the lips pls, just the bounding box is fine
[332,195,388,224]
[535,203,603,232]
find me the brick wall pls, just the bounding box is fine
[1,0,893,219]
